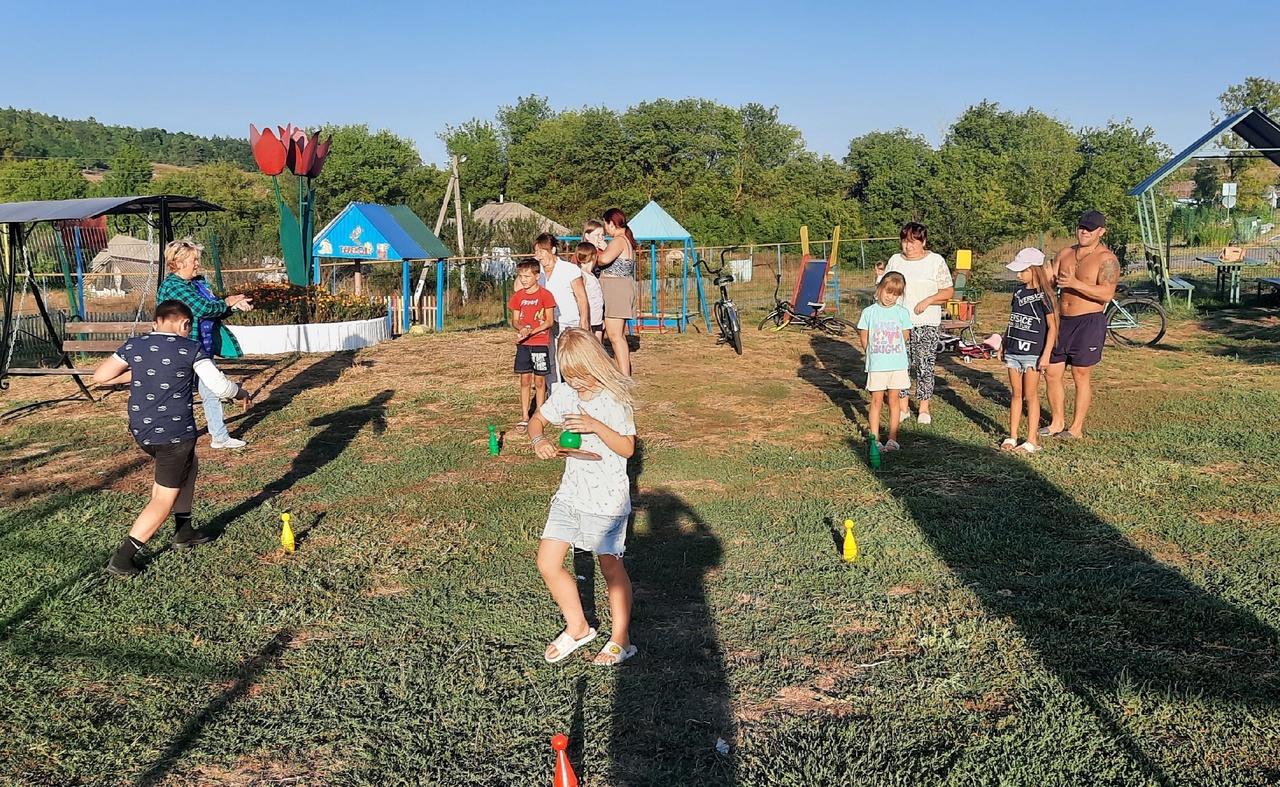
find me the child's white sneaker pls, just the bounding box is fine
[917,413,932,425]
[899,410,911,423]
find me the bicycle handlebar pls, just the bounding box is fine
[697,246,740,275]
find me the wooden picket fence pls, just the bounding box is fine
[383,294,439,334]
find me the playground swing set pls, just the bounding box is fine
[0,195,224,405]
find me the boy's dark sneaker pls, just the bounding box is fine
[173,528,215,549]
[106,556,141,577]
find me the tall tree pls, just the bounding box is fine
[1217,76,1280,118]
[0,159,89,202]
[315,124,426,221]
[97,144,153,197]
[1062,120,1170,261]
[497,95,554,151]
[506,106,641,224]
[844,129,936,238]
[439,119,506,208]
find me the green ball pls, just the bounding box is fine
[559,430,582,450]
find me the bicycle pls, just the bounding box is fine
[1105,283,1166,347]
[757,272,857,337]
[697,248,743,355]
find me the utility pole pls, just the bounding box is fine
[422,154,468,305]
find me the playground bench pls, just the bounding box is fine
[1165,276,1194,307]
[5,322,148,377]
[1256,277,1280,301]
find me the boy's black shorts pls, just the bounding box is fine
[514,344,551,376]
[141,439,196,489]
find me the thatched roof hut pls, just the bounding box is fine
[473,200,572,237]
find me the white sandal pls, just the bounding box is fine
[1000,438,1018,451]
[593,640,638,666]
[1016,441,1041,453]
[544,627,597,663]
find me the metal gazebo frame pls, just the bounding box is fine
[1128,106,1280,305]
[1,195,225,397]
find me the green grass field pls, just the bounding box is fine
[2,295,1278,786]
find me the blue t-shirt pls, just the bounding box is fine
[1003,285,1050,358]
[114,332,209,447]
[857,302,913,372]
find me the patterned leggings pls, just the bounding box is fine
[899,324,940,401]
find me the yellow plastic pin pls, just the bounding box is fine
[842,519,858,562]
[281,513,295,553]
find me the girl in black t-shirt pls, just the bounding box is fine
[999,249,1059,453]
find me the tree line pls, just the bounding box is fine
[1,77,1276,272]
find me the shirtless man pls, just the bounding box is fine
[1042,210,1119,439]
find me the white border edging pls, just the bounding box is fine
[226,317,390,355]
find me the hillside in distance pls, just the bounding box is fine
[0,107,253,170]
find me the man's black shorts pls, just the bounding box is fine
[1050,311,1106,368]
[514,344,551,376]
[141,439,196,489]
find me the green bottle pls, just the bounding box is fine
[868,436,881,469]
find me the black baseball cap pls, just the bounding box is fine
[1077,210,1106,231]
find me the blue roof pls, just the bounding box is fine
[313,202,452,260]
[629,200,692,241]
[1128,106,1280,196]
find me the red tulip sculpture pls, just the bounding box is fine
[250,124,331,287]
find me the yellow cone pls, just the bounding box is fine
[842,519,858,562]
[281,513,295,553]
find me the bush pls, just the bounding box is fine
[223,283,387,326]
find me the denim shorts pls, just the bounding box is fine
[542,498,628,556]
[1004,354,1041,372]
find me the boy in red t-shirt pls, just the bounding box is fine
[508,258,557,432]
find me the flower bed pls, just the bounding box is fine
[224,283,387,327]
[223,283,391,354]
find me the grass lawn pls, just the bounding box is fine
[1,295,1278,786]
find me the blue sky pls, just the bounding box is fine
[2,0,1273,167]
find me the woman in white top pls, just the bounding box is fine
[594,208,639,376]
[882,222,954,424]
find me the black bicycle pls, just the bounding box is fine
[697,249,743,355]
[758,272,857,336]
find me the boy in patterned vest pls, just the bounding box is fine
[92,299,252,576]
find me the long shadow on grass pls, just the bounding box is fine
[201,389,392,538]
[935,355,1009,436]
[803,339,1280,784]
[610,488,734,786]
[797,335,868,425]
[135,627,294,786]
[220,350,359,438]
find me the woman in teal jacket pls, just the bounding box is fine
[156,239,254,449]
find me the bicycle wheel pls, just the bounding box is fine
[818,316,857,337]
[713,303,730,347]
[1107,297,1166,347]
[758,303,790,331]
[724,304,743,355]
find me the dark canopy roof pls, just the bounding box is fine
[1128,107,1280,196]
[0,195,224,224]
